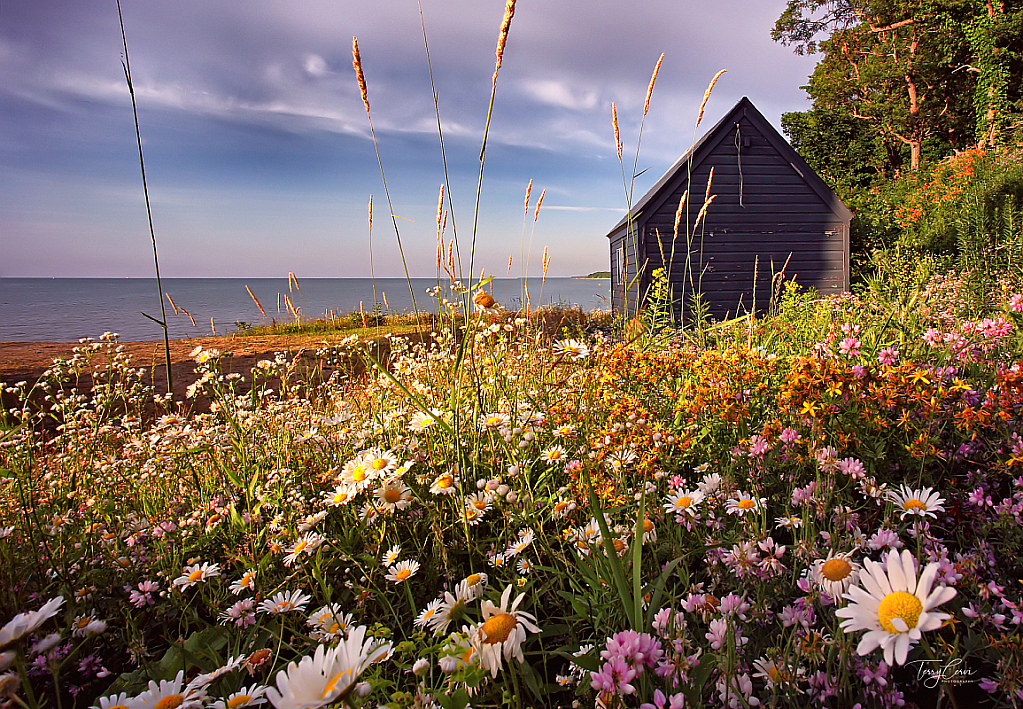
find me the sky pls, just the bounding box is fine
[0,0,819,279]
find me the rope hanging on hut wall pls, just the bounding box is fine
[734,123,745,208]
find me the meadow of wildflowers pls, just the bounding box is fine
[3,269,1023,708]
[6,1,1023,706]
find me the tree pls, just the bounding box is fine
[774,0,1023,173]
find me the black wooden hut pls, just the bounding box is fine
[607,97,852,320]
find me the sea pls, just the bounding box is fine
[0,277,611,342]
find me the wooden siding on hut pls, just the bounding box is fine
[607,97,851,321]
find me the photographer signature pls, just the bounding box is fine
[908,659,977,689]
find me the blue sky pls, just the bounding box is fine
[0,0,818,278]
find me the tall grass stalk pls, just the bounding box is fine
[116,0,172,395]
[468,0,516,293]
[351,37,420,323]
[418,0,462,278]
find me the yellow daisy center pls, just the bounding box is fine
[612,539,626,553]
[676,496,693,508]
[548,450,562,459]
[383,488,402,504]
[878,591,923,633]
[554,501,568,512]
[108,706,131,709]
[322,669,353,697]
[437,475,454,489]
[821,558,853,582]
[462,646,476,664]
[371,458,389,470]
[277,602,294,613]
[293,541,308,554]
[903,499,926,512]
[480,613,518,644]
[473,499,488,510]
[465,508,478,520]
[466,573,482,586]
[352,467,368,482]
[187,568,204,582]
[642,519,655,534]
[227,696,253,709]
[154,696,184,709]
[395,569,412,580]
[737,498,756,510]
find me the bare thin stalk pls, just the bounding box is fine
[418,0,462,277]
[352,37,419,320]
[117,0,172,395]
[468,0,516,295]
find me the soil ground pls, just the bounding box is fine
[0,332,414,416]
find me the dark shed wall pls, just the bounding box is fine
[640,111,848,320]
[609,230,645,316]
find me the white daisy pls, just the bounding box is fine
[429,471,459,496]
[91,692,135,709]
[374,480,414,513]
[414,599,445,630]
[479,412,511,430]
[505,529,535,558]
[381,545,402,566]
[888,485,945,520]
[264,627,391,709]
[553,339,590,360]
[809,552,861,599]
[323,484,357,507]
[229,569,257,595]
[0,596,64,647]
[133,670,207,708]
[697,471,721,495]
[307,604,354,640]
[834,549,957,666]
[664,489,705,517]
[456,572,489,602]
[363,448,399,476]
[338,456,376,492]
[258,590,312,615]
[409,409,442,432]
[429,588,471,635]
[211,684,269,708]
[468,585,541,677]
[540,446,568,465]
[187,654,246,689]
[385,560,421,584]
[283,532,325,567]
[172,562,221,590]
[726,491,765,516]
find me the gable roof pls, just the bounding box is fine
[606,96,852,236]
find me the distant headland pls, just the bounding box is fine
[573,271,611,279]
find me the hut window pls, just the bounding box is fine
[615,244,624,284]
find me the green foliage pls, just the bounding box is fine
[781,106,888,190]
[639,268,676,341]
[774,0,1023,175]
[887,147,1023,273]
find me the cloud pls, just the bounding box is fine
[520,79,599,111]
[303,54,329,78]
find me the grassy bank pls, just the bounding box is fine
[2,271,1023,708]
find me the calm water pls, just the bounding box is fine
[0,278,611,342]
